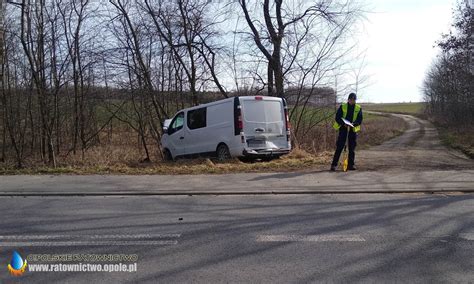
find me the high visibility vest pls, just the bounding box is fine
[333,103,361,132]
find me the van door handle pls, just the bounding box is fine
[180,137,184,140]
[255,128,265,132]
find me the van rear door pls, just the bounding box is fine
[241,97,288,149]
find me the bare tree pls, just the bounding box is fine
[238,0,358,98]
[19,0,57,166]
[235,0,364,144]
[58,0,91,156]
[0,0,5,162]
[0,0,367,167]
[424,2,473,126]
[142,0,228,104]
[1,10,32,167]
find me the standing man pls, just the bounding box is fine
[330,93,363,171]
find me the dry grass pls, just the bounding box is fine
[295,113,406,151]
[438,126,474,158]
[0,114,406,175]
[0,148,332,175]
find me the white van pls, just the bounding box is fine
[161,96,291,161]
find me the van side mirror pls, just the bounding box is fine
[163,119,172,135]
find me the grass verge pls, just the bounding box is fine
[0,114,407,175]
[438,126,474,159]
[0,149,332,175]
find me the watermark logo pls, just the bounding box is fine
[7,251,27,276]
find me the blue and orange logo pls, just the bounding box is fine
[7,251,27,276]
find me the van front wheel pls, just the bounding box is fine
[216,144,231,161]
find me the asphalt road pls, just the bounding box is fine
[0,169,473,195]
[0,194,472,283]
[0,114,473,283]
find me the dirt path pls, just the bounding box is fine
[358,113,474,171]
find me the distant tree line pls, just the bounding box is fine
[423,1,473,126]
[0,0,365,167]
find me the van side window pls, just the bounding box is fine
[187,107,207,130]
[168,112,184,135]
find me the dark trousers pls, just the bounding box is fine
[331,128,357,167]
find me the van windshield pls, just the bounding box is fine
[242,100,283,123]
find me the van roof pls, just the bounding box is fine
[182,96,284,113]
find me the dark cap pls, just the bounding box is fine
[348,93,357,100]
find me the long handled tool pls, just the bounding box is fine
[342,126,350,172]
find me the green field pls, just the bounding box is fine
[289,106,335,124]
[362,102,425,115]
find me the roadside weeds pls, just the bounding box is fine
[438,127,474,159]
[0,149,332,175]
[0,114,407,175]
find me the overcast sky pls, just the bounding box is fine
[357,0,454,103]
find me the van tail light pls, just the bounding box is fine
[255,96,263,100]
[234,97,242,136]
[237,107,243,130]
[238,107,245,143]
[284,107,291,141]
